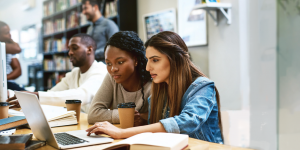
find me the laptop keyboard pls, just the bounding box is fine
[54,132,88,146]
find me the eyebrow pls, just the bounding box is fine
[69,43,79,46]
[68,43,79,48]
[148,56,160,59]
[105,57,124,61]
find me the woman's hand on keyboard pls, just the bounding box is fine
[86,121,123,139]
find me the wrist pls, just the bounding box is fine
[119,128,127,139]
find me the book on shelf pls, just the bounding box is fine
[43,18,65,35]
[44,56,72,71]
[43,20,54,35]
[43,1,55,17]
[68,0,80,7]
[44,37,68,53]
[0,116,27,131]
[46,0,81,15]
[8,105,78,127]
[47,75,56,89]
[0,134,33,150]
[80,13,88,25]
[67,11,79,29]
[103,132,189,150]
[44,59,55,70]
[105,0,118,18]
[54,18,66,33]
[56,0,67,12]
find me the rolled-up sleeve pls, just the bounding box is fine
[159,82,216,134]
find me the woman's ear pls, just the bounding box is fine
[134,57,138,66]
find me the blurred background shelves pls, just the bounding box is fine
[193,3,232,25]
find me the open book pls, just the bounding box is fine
[8,105,77,127]
[103,133,188,150]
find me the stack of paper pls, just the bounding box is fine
[8,105,77,127]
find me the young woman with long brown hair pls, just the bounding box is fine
[86,31,223,144]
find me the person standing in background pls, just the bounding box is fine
[0,21,25,91]
[82,0,119,63]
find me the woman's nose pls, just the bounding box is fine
[146,61,150,71]
[111,66,118,72]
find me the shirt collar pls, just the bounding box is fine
[94,16,104,25]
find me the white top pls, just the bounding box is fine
[38,61,107,112]
[6,54,16,82]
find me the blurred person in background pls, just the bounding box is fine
[0,21,25,91]
[82,0,119,63]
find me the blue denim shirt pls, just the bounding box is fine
[148,77,223,144]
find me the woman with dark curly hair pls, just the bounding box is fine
[88,31,151,126]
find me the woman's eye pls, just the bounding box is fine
[153,59,159,62]
[118,61,123,64]
[106,63,112,66]
[71,47,78,50]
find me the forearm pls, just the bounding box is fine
[88,107,119,124]
[39,88,90,107]
[7,68,21,80]
[121,122,166,138]
[6,42,21,54]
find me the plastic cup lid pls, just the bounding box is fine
[0,102,10,106]
[117,102,136,108]
[65,100,82,104]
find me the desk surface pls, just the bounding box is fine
[15,113,253,150]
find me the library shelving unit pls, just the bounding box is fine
[41,0,137,90]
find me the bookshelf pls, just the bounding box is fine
[41,0,137,90]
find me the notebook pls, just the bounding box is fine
[103,132,189,150]
[0,128,16,135]
[0,134,32,150]
[8,105,77,127]
[0,116,27,131]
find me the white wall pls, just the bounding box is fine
[137,0,209,76]
[247,0,277,149]
[0,0,44,85]
[277,0,300,149]
[138,0,278,149]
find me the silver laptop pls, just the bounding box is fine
[15,91,113,149]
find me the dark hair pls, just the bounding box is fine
[72,33,97,51]
[0,21,8,34]
[145,31,223,139]
[82,0,101,8]
[104,31,151,110]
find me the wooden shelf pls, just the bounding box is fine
[193,3,232,25]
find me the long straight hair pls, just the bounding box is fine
[145,31,223,137]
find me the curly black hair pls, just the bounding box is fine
[104,31,151,110]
